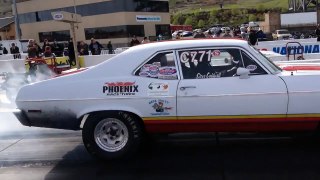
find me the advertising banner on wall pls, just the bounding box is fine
[256,39,320,55]
[136,15,161,22]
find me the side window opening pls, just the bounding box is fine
[241,51,267,75]
[179,48,242,79]
[135,52,178,80]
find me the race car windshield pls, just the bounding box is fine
[248,45,282,74]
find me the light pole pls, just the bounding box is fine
[52,11,82,69]
[12,0,21,39]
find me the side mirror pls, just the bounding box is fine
[237,67,250,79]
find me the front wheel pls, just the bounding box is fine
[82,112,143,160]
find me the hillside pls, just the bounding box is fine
[0,0,12,17]
[169,0,288,12]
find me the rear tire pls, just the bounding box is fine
[82,111,143,160]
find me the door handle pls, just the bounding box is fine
[180,86,196,91]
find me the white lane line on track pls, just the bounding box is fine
[0,139,23,153]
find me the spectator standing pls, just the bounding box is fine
[176,33,181,39]
[0,44,3,55]
[42,39,51,52]
[315,24,320,41]
[141,37,150,44]
[89,38,103,55]
[10,43,21,59]
[130,35,140,46]
[107,41,114,54]
[157,34,163,41]
[78,41,89,56]
[240,26,247,39]
[43,46,53,57]
[220,28,233,38]
[34,41,42,53]
[27,39,41,58]
[206,30,213,38]
[193,30,206,38]
[247,27,258,46]
[51,40,63,57]
[68,38,76,66]
[2,47,8,54]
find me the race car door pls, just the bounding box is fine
[134,51,179,133]
[176,47,289,132]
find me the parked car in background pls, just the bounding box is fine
[172,30,184,39]
[14,39,320,160]
[272,29,293,40]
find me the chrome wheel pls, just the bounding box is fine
[94,118,129,152]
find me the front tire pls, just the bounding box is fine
[82,112,143,160]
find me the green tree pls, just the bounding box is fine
[249,14,257,21]
[193,9,201,17]
[169,0,177,9]
[207,16,217,26]
[184,17,193,25]
[197,19,205,28]
[231,8,240,16]
[210,9,218,17]
[172,17,179,25]
[257,4,265,12]
[172,13,185,25]
[241,9,248,15]
[281,7,287,13]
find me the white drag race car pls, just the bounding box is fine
[14,39,320,160]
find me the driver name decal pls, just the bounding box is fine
[103,82,138,96]
[196,72,221,79]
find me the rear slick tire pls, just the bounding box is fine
[82,111,143,160]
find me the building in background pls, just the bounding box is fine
[0,0,13,18]
[0,16,15,40]
[15,0,171,47]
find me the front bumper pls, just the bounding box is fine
[13,109,31,126]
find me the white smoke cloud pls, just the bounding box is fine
[0,58,56,136]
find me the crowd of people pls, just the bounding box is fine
[0,43,21,59]
[172,26,261,46]
[24,38,115,60]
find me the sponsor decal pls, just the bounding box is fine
[180,50,225,66]
[136,15,161,22]
[158,66,177,79]
[103,82,138,96]
[141,64,152,73]
[139,71,149,77]
[139,64,177,79]
[213,50,221,56]
[246,65,257,71]
[148,82,169,96]
[269,45,320,55]
[196,72,221,79]
[149,99,173,116]
[159,67,177,75]
[52,12,64,20]
[158,75,177,80]
[148,65,159,77]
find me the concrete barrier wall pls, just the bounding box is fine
[0,54,27,60]
[0,59,26,73]
[82,54,116,67]
[0,54,117,73]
